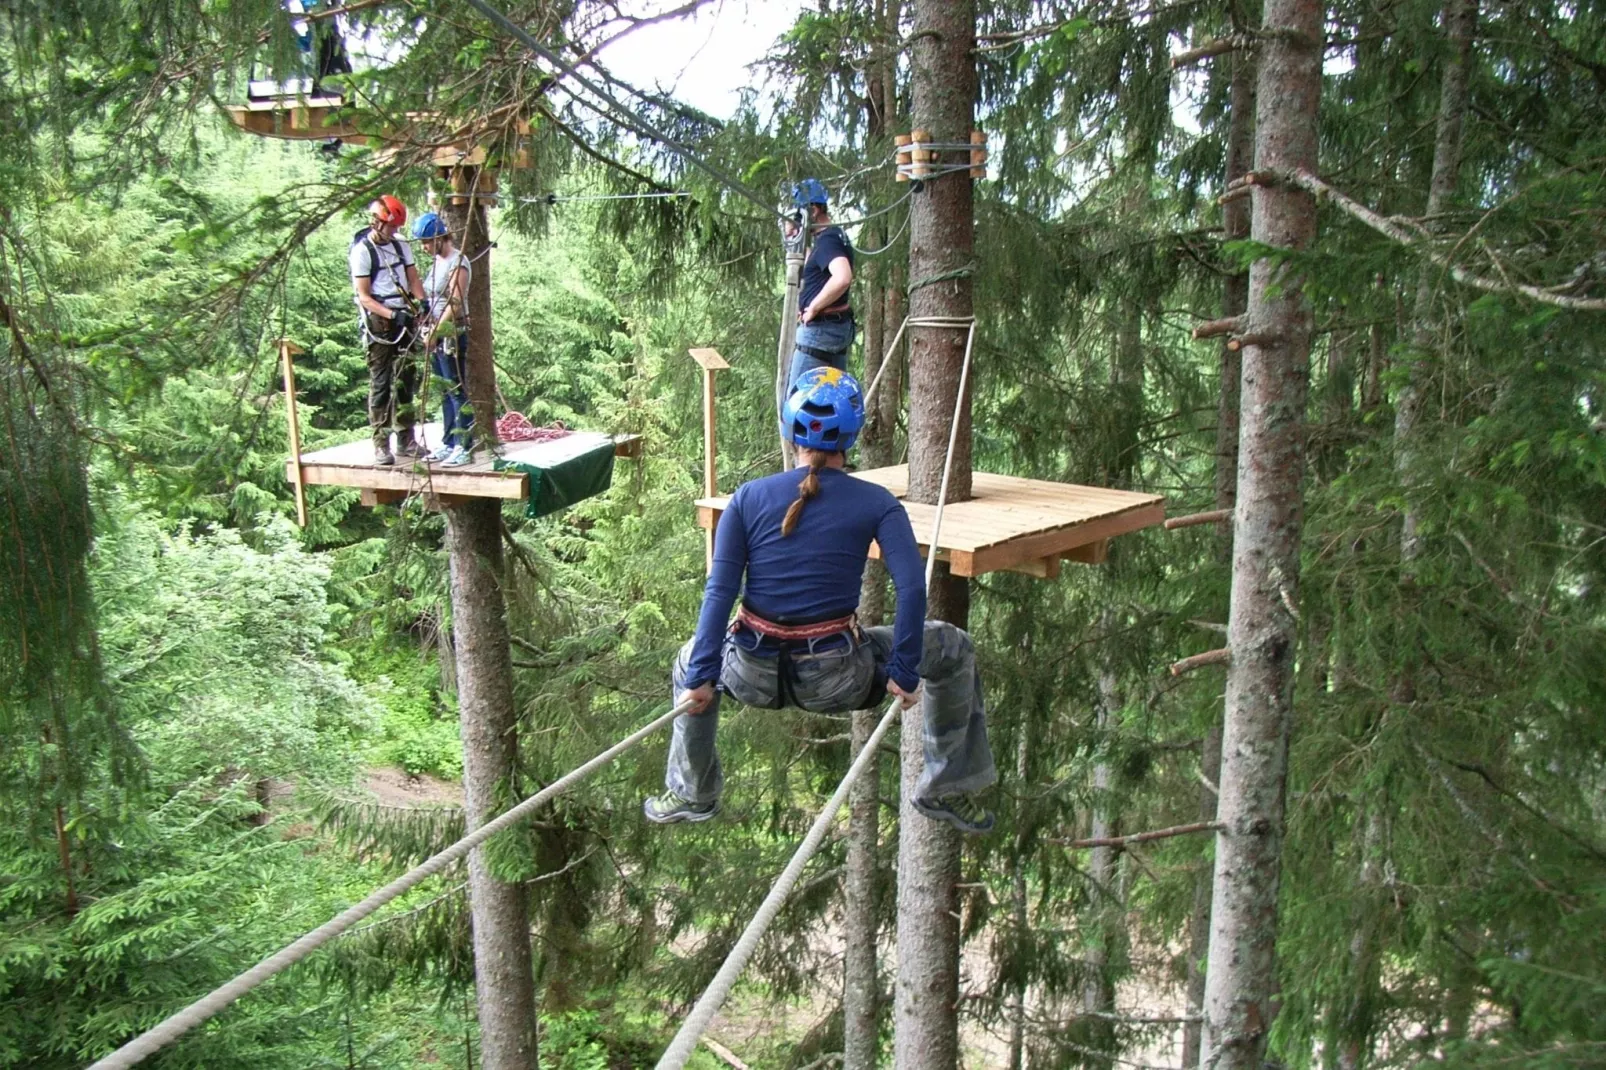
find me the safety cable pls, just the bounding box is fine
[523,190,692,204]
[854,213,910,257]
[461,0,787,223]
[655,313,980,1070]
[85,697,698,1070]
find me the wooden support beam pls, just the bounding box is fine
[1063,539,1109,564]
[1170,647,1232,676]
[360,487,407,507]
[611,433,643,458]
[1165,508,1233,530]
[278,339,309,528]
[424,493,476,510]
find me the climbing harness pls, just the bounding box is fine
[735,606,858,643]
[85,697,698,1070]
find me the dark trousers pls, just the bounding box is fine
[430,330,473,449]
[365,311,419,447]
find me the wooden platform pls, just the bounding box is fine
[287,424,641,509]
[695,466,1165,579]
[225,96,363,141]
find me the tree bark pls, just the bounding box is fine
[445,169,539,1070]
[1398,0,1476,571]
[1184,46,1253,1070]
[1006,705,1031,1070]
[1081,620,1123,1052]
[895,3,975,1066]
[1199,1,1320,1067]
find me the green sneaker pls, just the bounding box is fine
[914,793,995,835]
[643,790,720,825]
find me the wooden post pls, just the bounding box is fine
[278,338,309,528]
[689,348,730,573]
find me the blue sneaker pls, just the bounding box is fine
[643,790,720,825]
[914,794,995,835]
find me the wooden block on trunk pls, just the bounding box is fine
[360,488,407,507]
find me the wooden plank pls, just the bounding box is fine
[278,340,308,529]
[1063,539,1109,565]
[360,488,407,506]
[295,461,528,499]
[1003,556,1062,579]
[612,434,643,458]
[689,347,730,370]
[963,501,1166,575]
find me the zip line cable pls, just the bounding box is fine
[655,315,980,1070]
[460,0,788,223]
[86,697,698,1070]
[525,190,693,204]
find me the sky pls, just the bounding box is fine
[593,0,798,120]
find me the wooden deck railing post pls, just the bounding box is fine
[689,348,730,573]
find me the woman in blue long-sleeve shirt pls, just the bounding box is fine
[645,368,997,834]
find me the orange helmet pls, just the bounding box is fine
[368,194,407,227]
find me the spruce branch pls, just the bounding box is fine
[1277,169,1606,311]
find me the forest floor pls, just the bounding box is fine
[702,908,1187,1068]
[362,765,464,807]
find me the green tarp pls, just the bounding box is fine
[492,431,617,519]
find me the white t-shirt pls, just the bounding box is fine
[423,251,471,322]
[349,232,416,308]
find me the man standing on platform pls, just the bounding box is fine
[350,194,426,466]
[787,179,857,390]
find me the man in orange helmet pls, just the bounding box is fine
[350,194,427,465]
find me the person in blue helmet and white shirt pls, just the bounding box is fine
[413,211,474,466]
[644,367,998,834]
[787,178,857,391]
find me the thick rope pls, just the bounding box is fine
[861,315,975,433]
[652,697,902,1070]
[86,698,695,1070]
[655,315,980,1070]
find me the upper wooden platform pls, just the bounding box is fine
[695,466,1165,579]
[225,96,362,141]
[287,424,641,508]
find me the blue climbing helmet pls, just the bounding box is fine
[784,367,865,453]
[791,178,829,209]
[412,211,449,239]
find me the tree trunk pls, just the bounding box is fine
[1184,47,1253,1070]
[1006,706,1031,1070]
[445,169,540,1070]
[894,4,975,1066]
[1199,2,1320,1067]
[1398,0,1476,571]
[1081,623,1122,1051]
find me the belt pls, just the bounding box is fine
[796,342,849,360]
[736,605,857,642]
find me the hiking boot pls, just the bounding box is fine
[643,790,720,825]
[395,436,424,460]
[373,443,396,466]
[914,793,995,835]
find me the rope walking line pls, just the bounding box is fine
[654,316,980,1070]
[86,698,697,1070]
[653,697,902,1070]
[861,315,975,423]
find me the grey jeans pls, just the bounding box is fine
[665,621,997,805]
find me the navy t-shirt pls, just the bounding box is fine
[800,226,855,321]
[686,467,926,693]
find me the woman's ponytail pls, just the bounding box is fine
[781,451,830,536]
